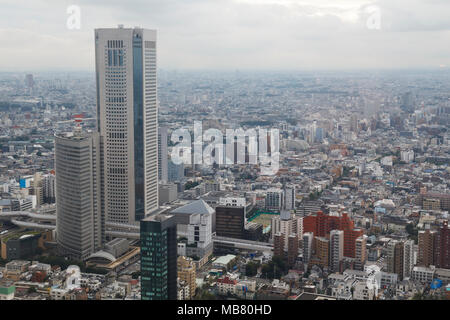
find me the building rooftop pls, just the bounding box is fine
[171,199,214,215]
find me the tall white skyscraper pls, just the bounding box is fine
[284,185,295,210]
[329,230,344,272]
[95,26,158,225]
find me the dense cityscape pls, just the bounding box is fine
[0,2,450,307]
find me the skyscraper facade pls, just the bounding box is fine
[435,220,450,269]
[329,230,344,272]
[215,205,245,239]
[55,130,103,261]
[140,214,177,300]
[387,240,405,281]
[158,126,169,183]
[95,26,158,225]
[354,235,367,271]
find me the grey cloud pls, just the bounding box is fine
[0,0,449,71]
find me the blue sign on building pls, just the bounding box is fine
[430,279,442,290]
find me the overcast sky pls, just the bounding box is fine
[1,0,450,72]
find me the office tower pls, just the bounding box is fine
[387,240,404,281]
[95,26,158,225]
[284,185,295,210]
[55,130,103,261]
[265,188,283,212]
[177,256,196,300]
[273,233,285,257]
[140,214,177,300]
[435,220,450,269]
[158,127,169,183]
[329,230,344,273]
[302,232,314,264]
[355,235,367,271]
[215,205,245,239]
[287,234,299,267]
[403,240,415,278]
[418,229,437,267]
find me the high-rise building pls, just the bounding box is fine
[271,210,293,250]
[435,220,450,269]
[177,256,196,300]
[303,211,363,258]
[354,235,367,271]
[265,188,283,212]
[43,173,56,204]
[140,214,177,300]
[55,130,103,261]
[418,229,437,267]
[95,26,159,225]
[273,233,285,258]
[403,240,415,278]
[302,232,314,264]
[158,127,169,183]
[329,230,344,272]
[215,205,245,239]
[287,234,299,267]
[312,236,329,268]
[387,240,405,281]
[283,185,295,210]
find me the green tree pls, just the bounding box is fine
[245,261,259,277]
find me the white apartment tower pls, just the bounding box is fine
[329,230,344,273]
[95,26,159,224]
[284,185,295,210]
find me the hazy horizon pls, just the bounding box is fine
[1,0,450,72]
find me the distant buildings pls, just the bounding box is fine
[303,211,363,258]
[168,160,184,182]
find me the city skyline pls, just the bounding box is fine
[0,1,450,306]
